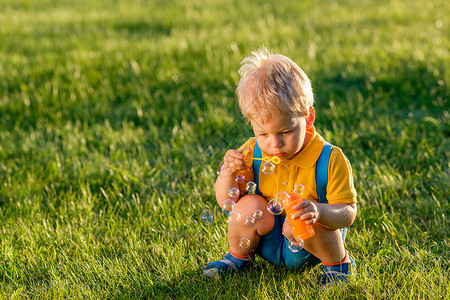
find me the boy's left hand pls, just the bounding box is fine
[291,200,321,225]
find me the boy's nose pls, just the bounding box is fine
[271,136,283,149]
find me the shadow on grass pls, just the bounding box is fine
[143,261,322,299]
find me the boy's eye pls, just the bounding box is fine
[258,133,268,137]
[281,130,292,135]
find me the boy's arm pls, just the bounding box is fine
[215,148,249,208]
[315,202,357,229]
[215,166,239,208]
[292,201,357,230]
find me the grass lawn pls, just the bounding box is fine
[0,0,448,298]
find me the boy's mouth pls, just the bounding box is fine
[273,153,285,157]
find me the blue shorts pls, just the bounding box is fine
[255,215,347,270]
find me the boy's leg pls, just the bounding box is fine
[202,194,274,277]
[303,224,348,264]
[228,194,274,256]
[257,214,321,269]
[302,224,355,285]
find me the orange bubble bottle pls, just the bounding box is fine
[283,193,315,241]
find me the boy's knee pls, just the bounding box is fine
[233,194,274,236]
[234,194,267,213]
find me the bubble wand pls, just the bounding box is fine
[242,150,282,164]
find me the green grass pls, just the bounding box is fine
[0,0,448,298]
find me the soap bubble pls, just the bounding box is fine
[288,237,304,252]
[275,191,291,206]
[253,209,263,219]
[246,182,257,194]
[261,162,275,175]
[235,174,245,182]
[293,183,305,196]
[227,211,241,226]
[200,210,214,225]
[239,238,251,248]
[244,216,256,226]
[267,199,284,215]
[222,199,236,211]
[217,163,231,177]
[228,187,240,198]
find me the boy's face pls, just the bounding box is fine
[250,110,313,160]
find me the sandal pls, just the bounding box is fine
[202,253,252,278]
[320,256,356,286]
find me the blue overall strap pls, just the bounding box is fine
[316,141,332,204]
[252,141,263,195]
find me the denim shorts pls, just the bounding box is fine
[255,215,347,269]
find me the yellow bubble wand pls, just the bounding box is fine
[243,150,282,165]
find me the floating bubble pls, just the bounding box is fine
[267,199,284,215]
[235,174,245,183]
[244,216,256,226]
[293,183,305,196]
[222,199,236,211]
[288,236,304,252]
[228,187,240,198]
[253,209,263,219]
[227,211,241,226]
[275,191,291,206]
[217,163,231,177]
[261,162,275,175]
[239,238,251,248]
[200,210,214,225]
[246,182,257,194]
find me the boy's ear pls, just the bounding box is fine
[306,107,315,129]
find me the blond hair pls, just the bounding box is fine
[236,48,314,120]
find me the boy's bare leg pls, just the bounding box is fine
[228,194,274,257]
[303,224,349,264]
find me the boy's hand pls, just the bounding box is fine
[221,147,250,175]
[292,200,321,225]
[282,218,294,240]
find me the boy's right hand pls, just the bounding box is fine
[221,147,250,175]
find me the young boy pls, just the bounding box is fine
[203,48,357,286]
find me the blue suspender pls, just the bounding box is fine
[316,142,332,204]
[252,140,332,203]
[252,141,263,195]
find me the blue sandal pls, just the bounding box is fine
[202,253,252,278]
[320,256,356,286]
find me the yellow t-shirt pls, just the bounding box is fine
[236,126,357,204]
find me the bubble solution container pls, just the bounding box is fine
[283,193,315,241]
